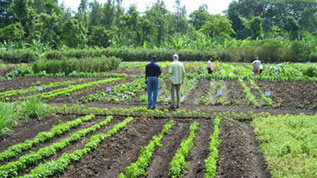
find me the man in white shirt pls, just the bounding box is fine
[207,57,213,74]
[169,54,185,109]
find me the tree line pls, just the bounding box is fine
[0,0,316,49]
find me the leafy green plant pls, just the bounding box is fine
[119,120,174,177]
[204,116,221,178]
[33,77,122,99]
[0,102,21,136]
[253,114,317,177]
[0,114,95,162]
[0,116,114,177]
[23,96,47,119]
[169,122,199,178]
[20,117,133,178]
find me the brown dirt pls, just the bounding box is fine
[184,119,213,178]
[48,78,132,104]
[0,77,78,93]
[227,80,249,106]
[215,118,270,178]
[257,80,317,110]
[147,120,191,178]
[56,117,165,178]
[0,114,77,153]
[182,79,210,105]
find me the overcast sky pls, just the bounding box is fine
[58,0,235,15]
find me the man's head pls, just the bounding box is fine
[152,55,157,62]
[210,57,213,61]
[173,54,179,61]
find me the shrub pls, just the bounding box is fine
[32,56,122,74]
[258,39,285,63]
[0,49,39,63]
[303,66,317,77]
[0,102,21,136]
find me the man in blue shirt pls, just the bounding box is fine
[145,56,162,109]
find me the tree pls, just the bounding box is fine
[77,0,89,28]
[249,16,263,39]
[88,26,113,47]
[0,23,24,42]
[88,0,102,33]
[0,0,14,28]
[189,4,210,30]
[61,18,88,47]
[284,16,300,40]
[200,15,235,38]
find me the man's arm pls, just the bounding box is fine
[182,64,185,84]
[145,65,148,81]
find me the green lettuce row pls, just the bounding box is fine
[82,78,145,103]
[0,114,95,162]
[248,78,273,106]
[118,120,174,178]
[33,77,122,99]
[204,116,221,178]
[0,116,113,177]
[238,78,257,106]
[169,122,199,178]
[0,79,81,98]
[20,117,134,178]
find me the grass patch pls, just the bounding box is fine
[253,113,317,177]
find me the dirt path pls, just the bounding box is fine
[182,79,210,105]
[215,118,270,178]
[184,119,213,178]
[147,120,191,178]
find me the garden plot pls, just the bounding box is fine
[0,77,81,93]
[257,80,317,109]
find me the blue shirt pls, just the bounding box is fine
[146,61,162,77]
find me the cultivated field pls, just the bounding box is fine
[0,62,316,178]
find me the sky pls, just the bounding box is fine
[58,0,235,15]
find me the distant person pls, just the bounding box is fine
[207,57,213,74]
[259,62,263,74]
[169,54,185,109]
[145,55,162,109]
[252,57,262,76]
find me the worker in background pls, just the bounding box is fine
[252,57,262,76]
[207,57,213,74]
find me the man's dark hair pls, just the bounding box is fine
[152,55,157,61]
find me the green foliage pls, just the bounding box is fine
[0,116,114,177]
[0,49,39,63]
[88,26,113,47]
[303,66,317,77]
[20,116,133,178]
[169,122,199,178]
[32,77,122,99]
[0,102,21,136]
[0,23,25,42]
[200,15,235,38]
[253,114,317,177]
[32,56,121,74]
[204,116,221,178]
[119,120,174,177]
[23,96,47,119]
[82,78,146,103]
[61,18,88,48]
[258,39,285,63]
[0,114,95,162]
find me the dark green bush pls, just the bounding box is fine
[32,56,121,74]
[0,49,39,63]
[303,66,317,77]
[258,39,285,63]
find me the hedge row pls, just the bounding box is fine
[0,49,39,63]
[32,56,121,74]
[1,39,316,63]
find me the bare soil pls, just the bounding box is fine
[216,118,270,178]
